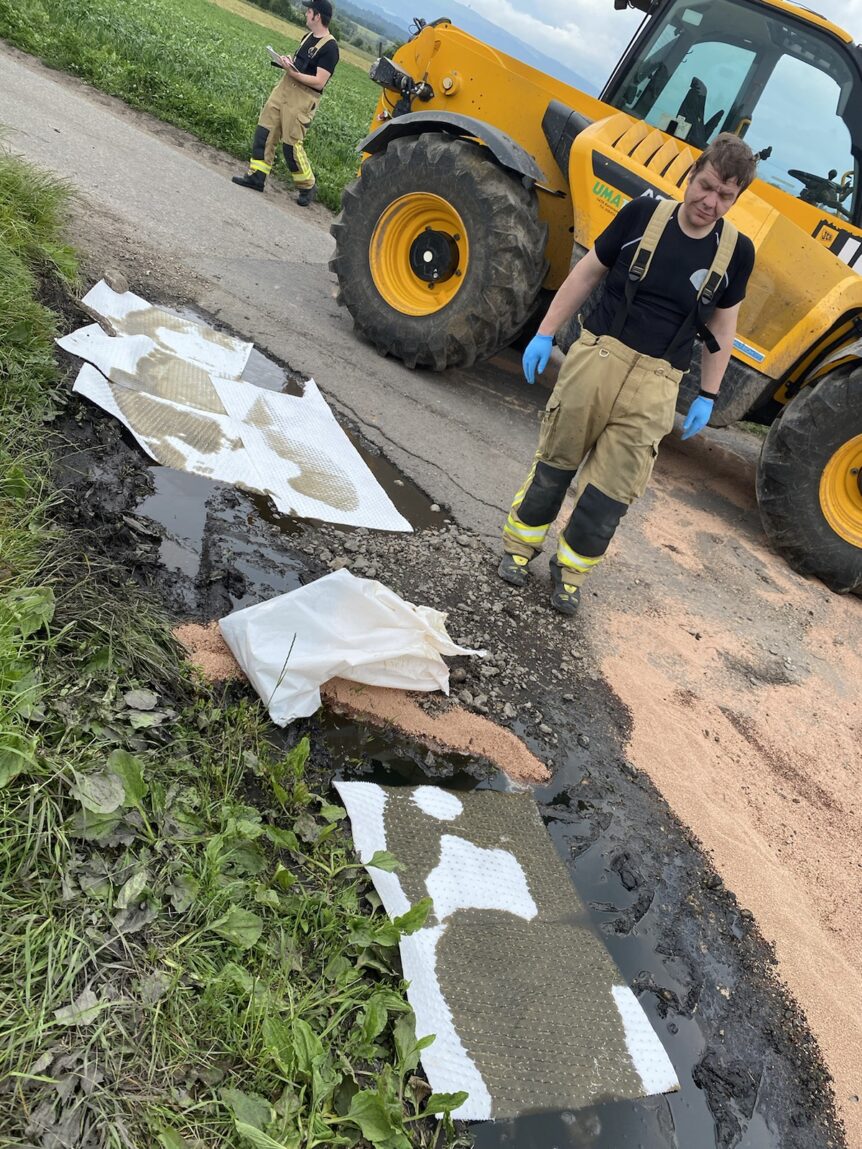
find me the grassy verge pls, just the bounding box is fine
[0,151,465,1148]
[0,0,379,210]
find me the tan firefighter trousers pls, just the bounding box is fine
[252,76,319,189]
[504,329,682,584]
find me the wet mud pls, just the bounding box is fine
[49,305,844,1149]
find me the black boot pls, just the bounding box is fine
[232,169,266,192]
[296,184,317,207]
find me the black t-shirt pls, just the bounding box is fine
[294,32,339,81]
[587,196,755,370]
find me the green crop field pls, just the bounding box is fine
[0,0,380,209]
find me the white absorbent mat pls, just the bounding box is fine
[219,569,482,725]
[59,293,411,532]
[82,279,253,378]
[334,782,680,1121]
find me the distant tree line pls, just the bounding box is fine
[240,0,403,55]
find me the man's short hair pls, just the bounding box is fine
[692,133,758,193]
[303,0,333,25]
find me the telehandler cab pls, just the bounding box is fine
[329,0,862,594]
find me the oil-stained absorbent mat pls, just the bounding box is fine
[82,278,253,378]
[334,782,679,1121]
[219,569,482,725]
[60,328,410,532]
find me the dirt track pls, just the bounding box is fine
[3,41,860,1147]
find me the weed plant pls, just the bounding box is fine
[0,150,467,1147]
[0,0,379,210]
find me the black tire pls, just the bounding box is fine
[329,134,548,370]
[756,367,862,594]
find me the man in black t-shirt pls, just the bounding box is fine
[500,133,757,615]
[232,0,339,206]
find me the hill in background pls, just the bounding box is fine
[336,0,599,94]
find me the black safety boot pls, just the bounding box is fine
[498,553,531,587]
[296,184,317,207]
[549,559,581,615]
[232,170,266,192]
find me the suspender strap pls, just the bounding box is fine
[609,197,676,341]
[608,198,739,362]
[665,216,738,361]
[299,30,335,57]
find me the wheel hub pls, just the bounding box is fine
[819,433,862,546]
[369,192,469,316]
[409,228,460,283]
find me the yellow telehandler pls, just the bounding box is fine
[329,0,862,594]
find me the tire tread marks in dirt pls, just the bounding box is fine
[756,367,862,594]
[330,134,548,370]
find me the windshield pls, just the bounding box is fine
[606,0,860,222]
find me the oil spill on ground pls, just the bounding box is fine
[312,717,783,1149]
[128,333,445,612]
[51,305,844,1149]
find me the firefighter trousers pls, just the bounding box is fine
[250,75,319,190]
[503,330,682,586]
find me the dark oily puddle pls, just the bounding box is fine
[133,336,446,603]
[310,718,783,1149]
[116,310,817,1149]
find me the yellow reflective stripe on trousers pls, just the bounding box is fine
[557,535,603,574]
[250,159,272,174]
[504,512,550,546]
[290,141,314,185]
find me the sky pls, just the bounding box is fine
[456,0,862,89]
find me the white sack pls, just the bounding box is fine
[219,569,483,725]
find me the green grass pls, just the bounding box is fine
[0,149,468,1148]
[0,0,379,210]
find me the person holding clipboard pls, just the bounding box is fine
[232,0,339,206]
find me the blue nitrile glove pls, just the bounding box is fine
[681,394,714,440]
[522,334,554,384]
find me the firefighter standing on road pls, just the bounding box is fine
[499,134,757,615]
[232,0,339,206]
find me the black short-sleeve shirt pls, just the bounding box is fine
[586,196,755,369]
[294,32,339,79]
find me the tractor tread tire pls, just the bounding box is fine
[330,134,547,371]
[756,366,862,594]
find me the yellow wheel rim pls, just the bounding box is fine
[819,433,862,545]
[369,193,469,316]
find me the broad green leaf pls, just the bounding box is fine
[283,736,310,773]
[115,868,149,910]
[319,802,346,823]
[348,919,400,948]
[393,1015,434,1074]
[273,863,297,892]
[360,995,388,1044]
[254,886,281,909]
[291,1018,324,1077]
[366,850,402,873]
[128,710,166,729]
[345,1090,397,1143]
[1,464,29,498]
[0,732,35,788]
[424,1091,469,1116]
[394,898,433,935]
[220,1087,273,1131]
[234,1123,293,1149]
[155,1127,192,1149]
[123,688,158,710]
[6,587,55,637]
[53,988,107,1027]
[293,812,319,844]
[67,807,128,844]
[71,769,125,814]
[263,1015,294,1077]
[167,873,199,913]
[209,907,264,950]
[266,826,299,851]
[107,749,148,808]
